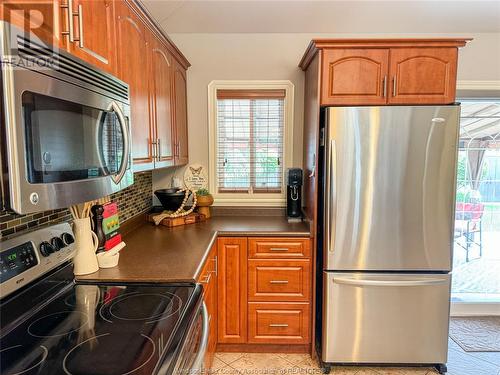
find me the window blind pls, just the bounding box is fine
[216,89,285,194]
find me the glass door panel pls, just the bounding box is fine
[452,100,500,305]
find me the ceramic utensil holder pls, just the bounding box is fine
[72,217,99,276]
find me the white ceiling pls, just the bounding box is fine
[141,0,500,34]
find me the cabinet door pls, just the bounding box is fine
[0,0,64,49]
[150,35,174,168]
[388,47,458,104]
[217,237,247,344]
[115,2,154,171]
[321,48,389,106]
[66,0,116,73]
[172,59,189,165]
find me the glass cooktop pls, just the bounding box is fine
[0,276,199,375]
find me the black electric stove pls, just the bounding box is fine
[0,223,205,375]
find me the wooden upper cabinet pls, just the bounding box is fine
[115,2,153,170]
[65,0,116,73]
[321,48,389,105]
[172,59,189,166]
[0,0,65,49]
[150,35,174,168]
[1,0,115,73]
[300,39,470,106]
[217,237,247,344]
[388,47,458,104]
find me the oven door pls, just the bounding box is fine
[158,302,209,375]
[3,66,132,214]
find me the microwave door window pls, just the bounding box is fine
[23,92,124,184]
[99,111,124,176]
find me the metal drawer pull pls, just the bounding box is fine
[269,324,289,328]
[212,256,218,276]
[269,280,288,284]
[269,248,289,252]
[201,273,211,284]
[60,1,76,42]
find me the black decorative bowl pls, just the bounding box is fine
[154,189,185,211]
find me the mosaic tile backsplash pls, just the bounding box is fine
[0,171,152,240]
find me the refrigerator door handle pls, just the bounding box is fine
[326,139,337,253]
[333,277,449,287]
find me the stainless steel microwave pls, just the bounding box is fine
[0,22,133,214]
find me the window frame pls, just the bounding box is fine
[208,80,294,206]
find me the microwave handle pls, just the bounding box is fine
[109,101,130,184]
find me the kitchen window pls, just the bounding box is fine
[208,81,294,206]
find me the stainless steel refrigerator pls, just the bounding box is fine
[321,105,460,370]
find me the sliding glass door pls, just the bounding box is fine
[452,99,500,314]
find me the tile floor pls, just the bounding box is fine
[212,339,500,375]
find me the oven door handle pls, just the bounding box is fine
[109,101,130,184]
[191,301,209,372]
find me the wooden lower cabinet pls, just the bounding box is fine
[248,302,310,344]
[248,237,311,259]
[217,237,248,344]
[248,259,311,302]
[216,237,312,351]
[197,243,218,369]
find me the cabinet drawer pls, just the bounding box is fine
[248,302,310,344]
[248,238,310,259]
[248,260,311,302]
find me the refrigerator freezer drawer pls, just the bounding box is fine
[322,272,450,364]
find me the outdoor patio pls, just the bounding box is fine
[452,230,500,302]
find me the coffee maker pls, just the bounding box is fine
[286,168,302,220]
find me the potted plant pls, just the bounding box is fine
[196,188,214,218]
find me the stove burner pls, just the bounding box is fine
[100,292,182,323]
[63,333,155,375]
[27,311,88,338]
[0,345,48,375]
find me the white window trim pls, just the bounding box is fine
[208,80,294,207]
[457,80,500,90]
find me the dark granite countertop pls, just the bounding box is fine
[76,215,311,283]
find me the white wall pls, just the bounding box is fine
[152,32,500,195]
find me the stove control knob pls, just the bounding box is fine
[61,232,75,246]
[39,241,54,257]
[51,237,66,251]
